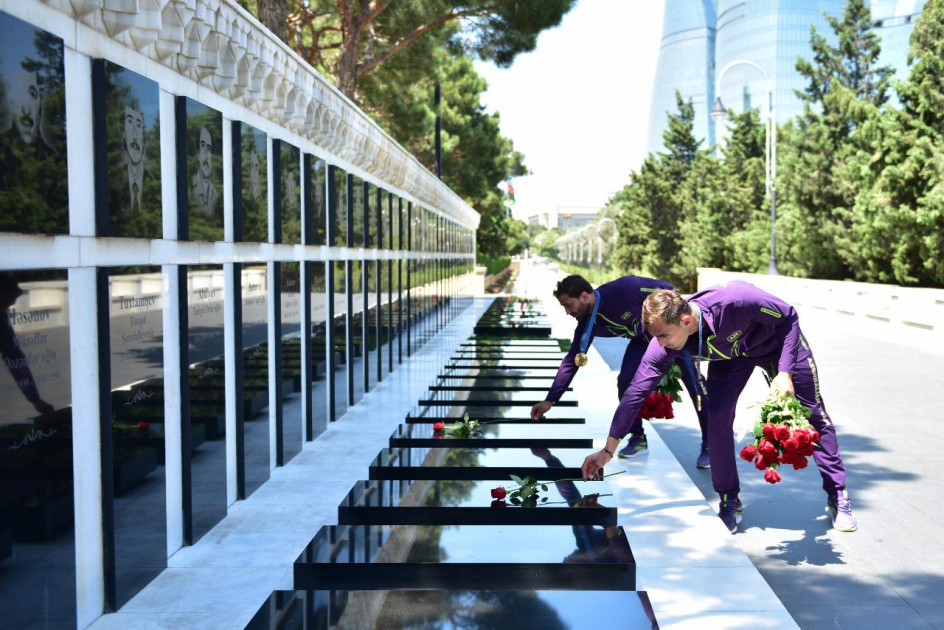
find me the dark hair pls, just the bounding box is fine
[553,275,593,299]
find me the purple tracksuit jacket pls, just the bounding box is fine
[610,280,847,497]
[546,275,674,404]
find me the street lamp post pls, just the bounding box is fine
[596,218,616,266]
[710,59,778,275]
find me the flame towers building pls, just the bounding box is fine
[647,0,927,155]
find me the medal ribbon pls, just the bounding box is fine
[682,303,706,410]
[578,290,602,357]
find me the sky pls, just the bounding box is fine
[474,0,665,223]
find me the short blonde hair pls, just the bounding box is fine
[642,288,692,329]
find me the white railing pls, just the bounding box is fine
[697,268,944,338]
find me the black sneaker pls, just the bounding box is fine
[718,494,743,534]
[696,442,710,469]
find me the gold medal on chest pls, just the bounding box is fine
[574,353,589,367]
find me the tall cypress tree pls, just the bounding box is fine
[778,0,893,279]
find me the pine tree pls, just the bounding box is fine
[779,0,893,279]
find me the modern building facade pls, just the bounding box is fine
[0,1,478,628]
[647,0,927,154]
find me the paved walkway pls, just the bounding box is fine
[526,261,944,629]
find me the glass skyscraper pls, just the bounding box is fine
[647,0,927,154]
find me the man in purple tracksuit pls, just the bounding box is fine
[580,281,857,533]
[530,274,709,466]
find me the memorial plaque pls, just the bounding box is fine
[248,589,657,630]
[99,63,161,238]
[107,267,166,608]
[308,156,327,246]
[185,100,223,241]
[0,12,67,235]
[294,523,634,591]
[309,262,327,437]
[239,124,267,242]
[280,262,302,464]
[0,269,74,627]
[186,266,226,542]
[339,477,614,526]
[331,262,347,420]
[369,446,594,481]
[330,166,346,247]
[280,142,300,244]
[241,264,269,496]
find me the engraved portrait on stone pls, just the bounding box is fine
[192,126,218,217]
[100,61,161,238]
[186,100,223,241]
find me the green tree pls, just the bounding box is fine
[778,0,892,279]
[248,0,578,100]
[613,92,703,288]
[677,109,769,288]
[838,0,944,285]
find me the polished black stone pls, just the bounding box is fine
[339,478,615,526]
[248,589,658,629]
[293,523,634,591]
[369,447,597,481]
[389,422,592,449]
[406,415,585,425]
[429,384,569,392]
[460,340,560,348]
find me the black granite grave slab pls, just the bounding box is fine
[369,446,597,480]
[447,359,563,368]
[429,385,569,392]
[293,523,634,590]
[418,398,577,407]
[248,589,658,629]
[451,354,563,361]
[461,340,560,347]
[406,414,585,425]
[389,422,592,449]
[339,478,615,525]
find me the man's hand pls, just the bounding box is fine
[771,371,795,397]
[531,400,553,422]
[581,449,612,480]
[32,399,55,420]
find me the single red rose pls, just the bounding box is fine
[774,424,791,441]
[490,487,507,500]
[800,443,815,457]
[783,437,799,452]
[792,455,809,470]
[740,445,757,462]
[762,423,776,441]
[779,450,797,465]
[758,439,778,458]
[755,454,768,470]
[433,422,444,432]
[764,468,782,484]
[665,407,675,419]
[795,430,810,446]
[808,429,820,443]
[137,421,150,432]
[666,394,674,404]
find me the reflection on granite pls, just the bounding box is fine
[369,446,598,481]
[388,422,592,449]
[339,477,616,526]
[294,522,634,590]
[249,589,658,630]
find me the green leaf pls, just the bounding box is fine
[463,412,469,421]
[510,474,524,486]
[541,484,548,491]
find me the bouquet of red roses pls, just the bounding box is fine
[739,393,820,484]
[637,364,684,420]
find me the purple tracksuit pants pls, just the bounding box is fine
[705,328,847,498]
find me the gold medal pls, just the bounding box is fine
[574,353,588,367]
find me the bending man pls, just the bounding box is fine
[531,274,708,465]
[580,281,857,534]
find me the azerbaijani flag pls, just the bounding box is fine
[503,178,516,207]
